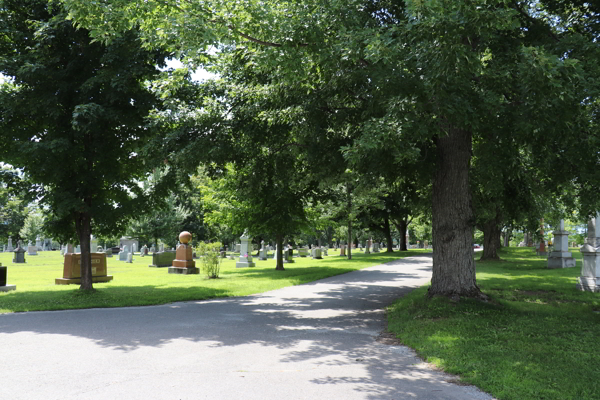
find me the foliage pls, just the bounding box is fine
[0,0,172,288]
[19,211,45,245]
[196,241,222,278]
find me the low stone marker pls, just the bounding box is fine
[312,247,322,259]
[259,240,268,260]
[55,253,113,285]
[339,244,346,256]
[27,244,38,256]
[149,250,176,267]
[283,248,294,263]
[0,263,16,292]
[577,213,600,292]
[118,245,129,261]
[298,247,309,257]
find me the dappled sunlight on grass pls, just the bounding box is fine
[387,247,600,400]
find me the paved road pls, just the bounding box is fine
[1,254,493,400]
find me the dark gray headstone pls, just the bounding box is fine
[149,251,176,268]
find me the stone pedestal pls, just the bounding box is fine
[56,253,113,285]
[548,220,576,269]
[577,213,600,292]
[235,232,256,268]
[169,232,199,274]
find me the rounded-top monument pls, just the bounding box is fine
[179,231,192,244]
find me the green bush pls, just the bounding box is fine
[196,241,222,279]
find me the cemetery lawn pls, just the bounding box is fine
[0,249,429,313]
[386,247,600,400]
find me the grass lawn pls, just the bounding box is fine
[386,247,600,400]
[0,248,428,313]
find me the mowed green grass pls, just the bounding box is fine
[387,247,600,400]
[0,248,429,313]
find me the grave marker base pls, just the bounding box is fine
[0,285,16,292]
[55,276,113,285]
[168,267,199,274]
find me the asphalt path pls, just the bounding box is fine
[1,254,494,400]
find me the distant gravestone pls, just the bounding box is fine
[577,213,600,292]
[548,219,576,269]
[159,243,164,252]
[283,247,294,263]
[118,245,129,261]
[7,238,13,252]
[13,242,26,264]
[105,248,113,258]
[132,243,137,254]
[312,247,322,259]
[35,237,42,251]
[75,245,81,254]
[339,244,346,256]
[373,242,380,253]
[259,240,267,260]
[27,245,38,256]
[126,253,133,263]
[235,243,241,254]
[321,246,328,257]
[298,247,309,257]
[168,231,199,274]
[236,232,255,268]
[150,245,156,253]
[90,238,98,253]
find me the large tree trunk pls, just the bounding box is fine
[393,218,409,251]
[384,216,394,252]
[75,211,93,290]
[275,234,284,271]
[429,127,482,300]
[480,218,502,261]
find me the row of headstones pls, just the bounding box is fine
[1,238,48,254]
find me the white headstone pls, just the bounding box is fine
[7,238,13,252]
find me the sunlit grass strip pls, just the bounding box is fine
[0,248,429,313]
[387,247,600,400]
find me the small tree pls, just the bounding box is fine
[19,212,45,245]
[197,241,222,279]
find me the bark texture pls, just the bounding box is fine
[275,234,284,271]
[394,218,409,251]
[75,211,93,290]
[480,218,502,260]
[429,127,482,299]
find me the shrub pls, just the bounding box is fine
[196,241,222,279]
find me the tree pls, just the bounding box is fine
[0,0,171,289]
[62,0,600,299]
[19,211,45,245]
[0,167,28,244]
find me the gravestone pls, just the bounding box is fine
[312,247,322,259]
[105,248,113,258]
[13,242,26,263]
[235,243,241,253]
[0,263,16,292]
[577,213,600,292]
[321,246,328,257]
[548,220,577,269]
[373,242,380,253]
[259,240,268,260]
[537,220,547,256]
[159,243,164,252]
[140,245,148,257]
[298,247,309,257]
[132,243,137,254]
[236,231,256,268]
[150,245,156,253]
[126,253,133,263]
[118,245,129,261]
[35,237,42,251]
[56,253,113,285]
[168,231,199,274]
[7,238,13,252]
[149,250,176,268]
[28,244,38,256]
[283,247,294,263]
[339,244,346,256]
[365,240,371,255]
[119,237,139,254]
[75,245,81,254]
[90,238,98,253]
